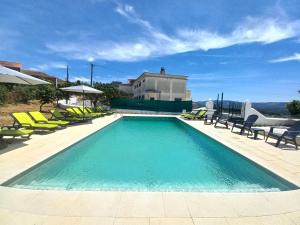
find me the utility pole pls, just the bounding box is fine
[220,92,224,115]
[66,65,69,104]
[90,63,94,87]
[66,65,69,83]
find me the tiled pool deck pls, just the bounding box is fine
[0,114,299,225]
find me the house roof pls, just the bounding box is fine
[134,72,187,83]
[0,61,22,70]
[21,69,65,83]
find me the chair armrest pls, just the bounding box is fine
[243,121,254,126]
[35,120,47,123]
[269,127,275,133]
[34,120,48,124]
[19,123,33,128]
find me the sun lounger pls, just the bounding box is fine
[94,106,114,115]
[29,111,70,127]
[180,111,196,118]
[66,108,92,119]
[214,114,230,128]
[183,110,207,120]
[266,121,300,149]
[73,107,96,118]
[231,114,258,135]
[85,107,106,117]
[79,107,103,118]
[0,126,33,139]
[50,109,84,122]
[12,112,58,131]
[204,111,218,125]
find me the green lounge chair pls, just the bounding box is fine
[184,110,207,120]
[29,111,70,127]
[50,109,84,122]
[78,107,100,117]
[12,112,58,131]
[73,107,96,118]
[84,107,105,117]
[0,126,33,139]
[66,108,94,119]
[77,107,99,118]
[181,111,197,118]
[94,106,114,115]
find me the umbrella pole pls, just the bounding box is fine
[83,91,85,119]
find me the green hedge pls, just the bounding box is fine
[111,98,192,112]
[0,84,7,105]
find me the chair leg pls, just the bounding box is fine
[265,134,269,142]
[231,125,234,132]
[239,128,244,135]
[214,120,218,128]
[275,136,283,147]
[294,139,298,150]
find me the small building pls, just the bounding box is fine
[119,68,191,101]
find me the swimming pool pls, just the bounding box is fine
[4,117,298,192]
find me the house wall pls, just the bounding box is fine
[133,76,188,101]
[118,84,133,94]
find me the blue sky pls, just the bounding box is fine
[1,0,300,102]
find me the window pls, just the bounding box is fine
[174,98,182,101]
[150,97,155,100]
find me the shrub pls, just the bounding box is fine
[36,85,56,111]
[13,85,36,103]
[287,100,300,115]
[0,84,8,105]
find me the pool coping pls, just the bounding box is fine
[0,114,300,224]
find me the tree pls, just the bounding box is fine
[92,82,132,106]
[287,100,300,115]
[0,84,7,105]
[13,85,36,103]
[36,85,56,111]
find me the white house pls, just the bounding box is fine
[119,67,191,101]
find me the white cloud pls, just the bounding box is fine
[46,4,300,62]
[270,53,300,63]
[31,62,67,71]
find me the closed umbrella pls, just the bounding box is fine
[0,65,50,85]
[60,85,103,109]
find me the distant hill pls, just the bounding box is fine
[193,101,289,116]
[252,102,289,116]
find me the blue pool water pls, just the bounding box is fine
[4,117,297,192]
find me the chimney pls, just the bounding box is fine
[160,67,165,75]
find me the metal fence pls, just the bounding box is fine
[111,98,192,112]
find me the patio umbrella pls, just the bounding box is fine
[60,85,103,109]
[0,65,50,85]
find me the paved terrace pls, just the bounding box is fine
[0,114,299,225]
